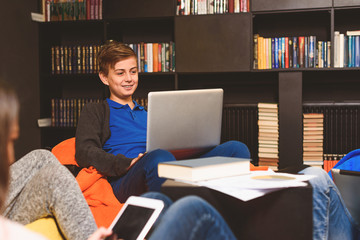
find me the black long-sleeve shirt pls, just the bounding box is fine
[75,100,133,177]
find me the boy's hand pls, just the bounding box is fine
[128,152,146,170]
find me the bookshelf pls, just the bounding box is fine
[37,0,360,169]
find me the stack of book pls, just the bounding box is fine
[257,103,279,170]
[303,113,324,168]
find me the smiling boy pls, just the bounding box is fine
[75,40,251,203]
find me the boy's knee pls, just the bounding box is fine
[148,149,175,164]
[300,167,330,191]
[175,195,207,210]
[28,149,58,162]
[141,192,173,207]
[227,141,250,158]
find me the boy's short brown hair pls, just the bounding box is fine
[97,40,137,76]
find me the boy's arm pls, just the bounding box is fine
[75,103,132,176]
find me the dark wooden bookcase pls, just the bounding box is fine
[37,0,360,168]
[252,0,332,12]
[175,14,251,72]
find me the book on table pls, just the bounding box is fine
[158,156,250,182]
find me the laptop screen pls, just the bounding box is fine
[146,89,224,152]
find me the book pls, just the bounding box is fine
[303,139,323,143]
[285,37,289,68]
[303,113,324,119]
[253,34,259,69]
[158,157,250,182]
[259,131,279,137]
[153,43,159,72]
[258,128,279,133]
[293,37,298,68]
[303,118,324,123]
[258,102,278,109]
[258,152,279,158]
[303,135,324,140]
[258,158,279,164]
[303,147,323,151]
[303,152,323,157]
[303,142,323,147]
[259,139,279,144]
[258,116,278,121]
[334,31,340,67]
[258,147,279,153]
[31,12,45,22]
[346,30,360,36]
[258,120,278,126]
[259,112,278,117]
[299,36,305,68]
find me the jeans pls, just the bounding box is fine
[142,192,237,240]
[110,141,250,203]
[299,167,360,240]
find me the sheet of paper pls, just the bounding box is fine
[176,170,317,201]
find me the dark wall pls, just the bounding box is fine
[0,1,41,159]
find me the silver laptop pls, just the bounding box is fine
[146,88,223,152]
[331,168,360,225]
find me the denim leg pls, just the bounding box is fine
[110,149,175,203]
[148,195,236,240]
[299,167,360,240]
[141,192,173,213]
[200,140,250,159]
[141,192,173,231]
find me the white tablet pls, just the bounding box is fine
[106,196,164,240]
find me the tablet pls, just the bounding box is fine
[107,196,164,240]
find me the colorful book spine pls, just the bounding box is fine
[323,41,327,68]
[271,38,275,69]
[304,36,308,68]
[309,36,314,68]
[356,36,360,67]
[293,37,298,68]
[281,37,285,68]
[288,38,293,68]
[285,37,289,68]
[348,36,353,68]
[274,38,278,69]
[299,36,304,68]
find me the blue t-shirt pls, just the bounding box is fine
[103,98,147,158]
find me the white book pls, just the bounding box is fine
[258,102,278,109]
[185,0,191,15]
[346,30,360,36]
[147,43,153,73]
[158,157,250,182]
[31,12,45,22]
[208,0,214,14]
[37,118,51,127]
[334,31,340,68]
[198,0,207,14]
[137,44,141,73]
[339,33,344,68]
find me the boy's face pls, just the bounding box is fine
[99,57,138,104]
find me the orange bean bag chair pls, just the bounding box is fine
[52,137,123,228]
